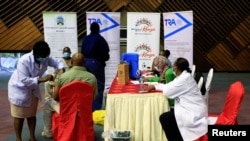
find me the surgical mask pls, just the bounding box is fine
[36,57,47,63]
[63,52,71,58]
[154,67,160,72]
[173,71,176,76]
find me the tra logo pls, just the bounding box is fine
[87,18,103,25]
[164,19,177,26]
[164,13,192,39]
[87,13,119,33]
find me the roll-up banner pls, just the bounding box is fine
[127,12,160,70]
[86,12,120,87]
[163,11,193,67]
[43,12,78,74]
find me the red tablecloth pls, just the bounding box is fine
[108,77,161,94]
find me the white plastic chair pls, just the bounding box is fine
[204,68,214,104]
[197,76,203,90]
[191,65,196,77]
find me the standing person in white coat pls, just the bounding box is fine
[8,41,65,141]
[146,57,208,141]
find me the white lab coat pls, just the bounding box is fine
[155,70,208,141]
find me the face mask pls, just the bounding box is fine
[36,57,47,63]
[173,71,176,76]
[63,52,71,58]
[154,66,160,72]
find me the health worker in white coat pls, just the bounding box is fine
[146,57,208,141]
[8,41,65,141]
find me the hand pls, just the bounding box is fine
[145,85,155,91]
[57,69,64,75]
[45,74,54,81]
[160,79,166,84]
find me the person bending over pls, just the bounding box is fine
[8,41,64,141]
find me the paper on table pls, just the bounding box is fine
[131,81,159,85]
[143,82,159,85]
[142,72,156,78]
[138,90,148,93]
[130,80,140,84]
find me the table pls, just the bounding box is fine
[104,77,169,141]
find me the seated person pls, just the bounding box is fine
[150,55,168,79]
[146,55,176,108]
[44,47,72,101]
[146,57,208,141]
[41,52,98,138]
[147,56,175,83]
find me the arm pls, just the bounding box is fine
[146,85,156,91]
[17,56,48,86]
[100,37,110,61]
[38,74,54,83]
[48,56,65,71]
[155,74,187,98]
[52,80,60,101]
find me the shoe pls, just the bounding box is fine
[41,131,53,139]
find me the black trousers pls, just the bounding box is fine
[159,110,183,141]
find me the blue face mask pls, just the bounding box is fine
[63,52,71,58]
[36,57,47,63]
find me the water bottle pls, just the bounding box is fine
[139,75,144,91]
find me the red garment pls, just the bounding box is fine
[52,81,95,141]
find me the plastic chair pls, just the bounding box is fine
[204,68,214,104]
[208,81,245,125]
[191,65,196,77]
[194,72,206,95]
[52,80,95,141]
[197,76,203,90]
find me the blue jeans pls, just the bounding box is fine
[85,58,105,111]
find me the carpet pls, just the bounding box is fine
[4,111,104,141]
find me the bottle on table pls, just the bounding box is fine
[139,75,144,92]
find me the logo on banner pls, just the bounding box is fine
[164,13,192,39]
[87,13,119,33]
[131,18,156,34]
[56,15,64,25]
[135,43,154,59]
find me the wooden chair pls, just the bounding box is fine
[52,80,95,141]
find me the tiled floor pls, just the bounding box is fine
[0,71,46,141]
[0,71,250,141]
